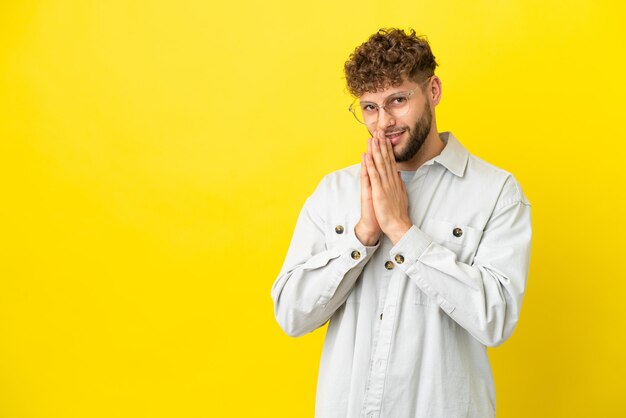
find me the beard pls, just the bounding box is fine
[393,99,433,162]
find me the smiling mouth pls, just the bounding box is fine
[385,129,406,144]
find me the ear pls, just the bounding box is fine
[429,75,442,106]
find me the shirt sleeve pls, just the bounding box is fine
[389,176,532,347]
[270,176,380,337]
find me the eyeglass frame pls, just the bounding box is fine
[348,76,434,126]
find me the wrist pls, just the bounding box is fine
[355,221,380,246]
[385,220,412,245]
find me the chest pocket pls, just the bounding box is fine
[421,218,483,263]
[413,217,484,306]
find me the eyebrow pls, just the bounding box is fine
[359,91,411,104]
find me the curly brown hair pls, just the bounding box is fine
[344,28,438,96]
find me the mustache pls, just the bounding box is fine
[384,128,408,134]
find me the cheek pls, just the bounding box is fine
[402,120,416,132]
[403,114,421,129]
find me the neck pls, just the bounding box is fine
[396,125,445,171]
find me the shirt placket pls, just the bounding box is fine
[360,264,402,418]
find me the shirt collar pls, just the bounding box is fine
[425,131,469,177]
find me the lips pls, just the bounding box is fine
[385,129,406,145]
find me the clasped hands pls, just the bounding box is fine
[355,129,413,246]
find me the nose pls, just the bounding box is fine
[376,107,396,131]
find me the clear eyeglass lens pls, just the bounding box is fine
[353,93,411,125]
[385,94,411,117]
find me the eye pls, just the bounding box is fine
[389,96,408,106]
[361,103,377,112]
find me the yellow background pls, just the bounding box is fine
[1,1,625,417]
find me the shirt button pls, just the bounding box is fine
[351,250,361,260]
[453,227,463,237]
[379,312,383,320]
[394,254,404,264]
[384,261,394,270]
[335,225,344,234]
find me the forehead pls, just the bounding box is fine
[359,79,419,103]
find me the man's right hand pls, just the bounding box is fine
[355,137,382,246]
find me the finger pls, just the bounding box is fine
[385,135,399,172]
[384,136,401,184]
[373,130,393,179]
[371,136,390,189]
[378,135,395,182]
[364,152,381,190]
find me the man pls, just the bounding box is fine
[270,28,532,418]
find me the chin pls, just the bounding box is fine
[393,145,407,161]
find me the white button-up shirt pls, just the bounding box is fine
[271,132,532,418]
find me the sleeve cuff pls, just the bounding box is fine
[334,225,380,261]
[389,225,433,269]
[315,225,380,306]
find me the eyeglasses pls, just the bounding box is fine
[348,77,432,125]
